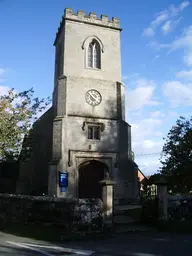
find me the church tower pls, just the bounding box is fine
[48,8,138,200]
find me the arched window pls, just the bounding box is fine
[87,40,101,69]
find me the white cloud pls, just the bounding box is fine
[167,110,179,117]
[147,40,170,50]
[131,118,163,143]
[0,68,6,76]
[180,1,191,10]
[170,25,192,66]
[143,27,155,37]
[162,80,192,107]
[152,55,160,61]
[0,85,10,96]
[122,73,140,81]
[161,18,182,35]
[136,155,162,175]
[133,139,163,157]
[0,68,8,84]
[126,85,166,175]
[154,1,189,25]
[133,138,163,175]
[0,69,10,96]
[184,52,192,66]
[125,78,159,111]
[143,140,163,150]
[143,1,190,36]
[176,69,192,80]
[131,119,164,175]
[129,3,190,175]
[151,12,168,27]
[148,25,192,66]
[155,131,164,137]
[149,111,165,118]
[124,76,163,174]
[171,25,192,49]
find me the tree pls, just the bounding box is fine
[159,116,192,194]
[0,88,51,161]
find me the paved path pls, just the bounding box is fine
[77,231,192,256]
[0,231,192,255]
[0,231,94,255]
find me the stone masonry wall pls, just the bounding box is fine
[0,194,103,231]
[168,195,192,221]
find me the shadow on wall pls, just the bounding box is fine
[0,161,19,193]
[101,96,138,193]
[17,107,53,196]
[16,93,138,197]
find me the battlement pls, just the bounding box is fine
[64,8,120,28]
[54,8,121,45]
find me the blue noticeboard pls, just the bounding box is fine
[59,172,68,188]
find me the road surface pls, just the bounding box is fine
[0,231,192,255]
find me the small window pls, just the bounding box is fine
[88,126,100,140]
[87,40,101,69]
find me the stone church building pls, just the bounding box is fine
[17,8,139,201]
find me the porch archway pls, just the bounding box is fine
[78,160,108,199]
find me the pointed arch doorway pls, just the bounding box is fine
[78,160,108,199]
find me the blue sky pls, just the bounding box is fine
[0,0,192,175]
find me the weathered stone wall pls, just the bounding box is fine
[17,107,53,196]
[168,195,192,221]
[0,194,103,231]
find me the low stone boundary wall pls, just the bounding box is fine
[0,194,103,231]
[168,195,192,220]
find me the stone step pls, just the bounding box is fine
[115,198,141,206]
[114,204,142,212]
[114,204,142,224]
[115,223,155,233]
[114,215,136,224]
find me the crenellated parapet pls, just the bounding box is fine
[54,8,121,45]
[64,8,120,28]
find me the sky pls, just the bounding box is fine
[0,0,192,176]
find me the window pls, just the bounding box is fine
[88,126,100,140]
[87,40,101,69]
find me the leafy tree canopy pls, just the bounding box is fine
[0,88,51,161]
[159,116,192,194]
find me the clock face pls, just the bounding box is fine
[85,89,102,106]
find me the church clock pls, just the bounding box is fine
[85,89,102,106]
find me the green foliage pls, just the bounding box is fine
[0,88,51,161]
[159,116,192,194]
[148,173,162,185]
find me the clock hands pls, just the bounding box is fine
[86,90,101,106]
[88,91,98,102]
